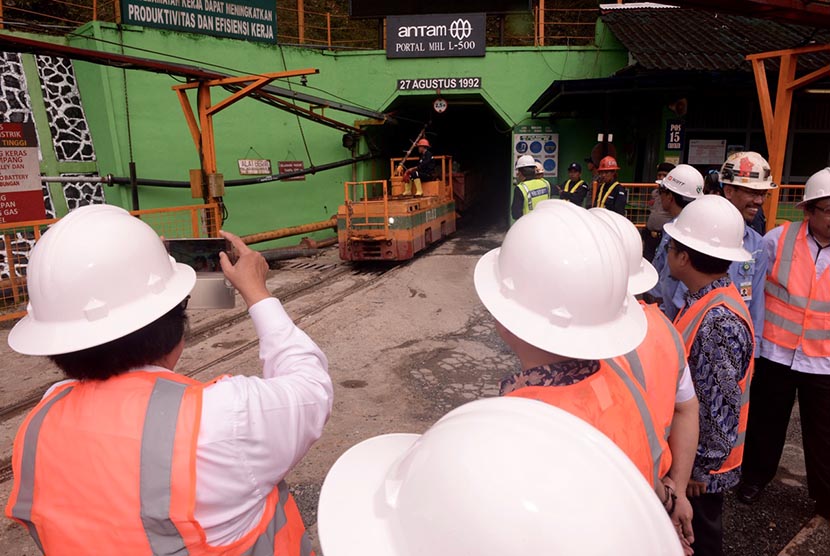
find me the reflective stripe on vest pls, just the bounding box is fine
[8,386,74,554]
[674,285,754,474]
[564,179,585,194]
[596,181,620,208]
[623,303,688,446]
[8,374,310,556]
[519,179,550,214]
[140,379,189,554]
[764,221,830,355]
[604,358,664,488]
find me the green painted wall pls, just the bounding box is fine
[10,21,628,244]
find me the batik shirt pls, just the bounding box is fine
[678,276,753,493]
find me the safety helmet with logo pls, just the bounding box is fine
[663,195,752,262]
[598,155,620,171]
[317,396,683,556]
[515,154,536,170]
[415,138,430,148]
[590,208,658,295]
[8,204,196,356]
[720,151,777,190]
[474,200,646,359]
[796,167,830,208]
[658,164,705,201]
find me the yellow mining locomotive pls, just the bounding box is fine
[337,156,456,261]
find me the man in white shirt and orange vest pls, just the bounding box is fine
[474,200,696,545]
[738,168,830,521]
[591,207,700,554]
[5,205,333,555]
[664,195,755,556]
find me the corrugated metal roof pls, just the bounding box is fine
[601,7,830,72]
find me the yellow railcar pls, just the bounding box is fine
[337,156,456,261]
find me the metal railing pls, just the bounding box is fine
[0,203,221,322]
[343,180,390,237]
[588,182,807,229]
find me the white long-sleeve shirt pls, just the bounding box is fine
[44,297,333,545]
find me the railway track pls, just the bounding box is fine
[0,257,406,484]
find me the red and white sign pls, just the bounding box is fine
[278,160,306,181]
[0,122,44,223]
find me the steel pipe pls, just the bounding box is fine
[240,216,337,245]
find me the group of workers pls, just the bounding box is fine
[4,149,829,555]
[511,152,627,220]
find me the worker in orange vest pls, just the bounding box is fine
[664,195,755,556]
[591,207,700,554]
[5,205,332,555]
[474,200,676,508]
[738,168,830,520]
[592,155,627,215]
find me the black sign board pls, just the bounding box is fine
[397,77,482,91]
[351,0,530,17]
[665,119,685,151]
[121,0,277,43]
[387,13,486,59]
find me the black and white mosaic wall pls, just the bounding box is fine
[35,55,96,163]
[0,52,101,284]
[59,173,106,210]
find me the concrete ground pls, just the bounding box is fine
[0,225,827,555]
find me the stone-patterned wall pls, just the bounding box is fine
[0,53,101,286]
[59,173,106,210]
[35,55,96,162]
[0,52,36,125]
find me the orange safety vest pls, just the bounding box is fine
[6,371,312,556]
[673,283,754,475]
[506,358,665,488]
[617,302,689,480]
[763,220,830,356]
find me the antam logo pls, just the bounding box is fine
[738,156,754,177]
[450,18,472,41]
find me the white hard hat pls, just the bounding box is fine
[515,154,536,169]
[796,167,830,208]
[534,161,545,174]
[318,397,682,556]
[8,204,196,355]
[663,195,752,262]
[720,151,778,190]
[474,200,646,359]
[590,208,658,295]
[659,164,704,200]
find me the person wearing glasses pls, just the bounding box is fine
[738,168,830,521]
[663,195,755,556]
[5,205,332,555]
[714,151,774,356]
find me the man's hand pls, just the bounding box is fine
[219,230,270,308]
[672,494,695,554]
[687,480,707,498]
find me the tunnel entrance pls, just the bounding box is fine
[364,93,512,229]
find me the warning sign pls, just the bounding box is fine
[0,122,45,224]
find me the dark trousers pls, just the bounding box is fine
[642,229,662,262]
[742,357,830,517]
[690,493,724,556]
